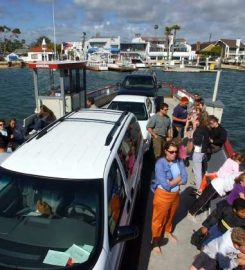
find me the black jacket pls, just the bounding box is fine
[193,125,210,153]
[202,203,245,233]
[209,125,227,147]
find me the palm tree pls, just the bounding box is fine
[165,26,172,63]
[170,24,181,60]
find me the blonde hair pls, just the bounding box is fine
[235,171,245,184]
[232,153,245,164]
[231,227,245,247]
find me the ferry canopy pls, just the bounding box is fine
[28,60,86,70]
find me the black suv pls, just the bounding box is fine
[118,70,160,97]
[118,69,163,111]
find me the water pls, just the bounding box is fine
[0,68,244,153]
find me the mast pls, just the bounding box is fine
[52,0,57,60]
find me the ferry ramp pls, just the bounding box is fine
[121,97,225,270]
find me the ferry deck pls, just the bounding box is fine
[121,96,227,270]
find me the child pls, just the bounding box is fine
[198,152,245,194]
[197,198,245,246]
[189,227,245,270]
[189,172,245,216]
[227,172,245,205]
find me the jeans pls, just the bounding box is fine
[193,152,206,190]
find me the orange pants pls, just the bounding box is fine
[151,188,179,242]
[198,172,218,193]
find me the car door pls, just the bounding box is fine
[106,158,130,270]
[117,118,143,210]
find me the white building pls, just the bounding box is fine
[20,47,54,62]
[140,36,196,64]
[215,39,245,63]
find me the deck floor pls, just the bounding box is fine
[120,96,225,270]
[138,97,206,270]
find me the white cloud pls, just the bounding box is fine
[1,0,244,44]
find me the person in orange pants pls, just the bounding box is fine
[198,172,218,193]
[151,142,188,254]
[152,188,179,243]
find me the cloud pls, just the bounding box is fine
[1,0,244,44]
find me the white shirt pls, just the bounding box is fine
[211,172,241,196]
[204,229,239,270]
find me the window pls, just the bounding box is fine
[117,118,142,180]
[31,54,38,60]
[108,101,148,121]
[0,168,102,268]
[146,98,152,113]
[108,160,126,236]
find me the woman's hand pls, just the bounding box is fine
[200,226,208,235]
[169,176,182,187]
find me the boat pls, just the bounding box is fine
[86,60,108,71]
[108,61,136,72]
[86,50,109,71]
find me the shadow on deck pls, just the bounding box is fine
[121,147,227,270]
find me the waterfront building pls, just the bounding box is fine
[215,39,245,64]
[20,46,54,62]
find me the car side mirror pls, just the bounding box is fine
[112,225,139,246]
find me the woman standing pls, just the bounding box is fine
[192,117,210,192]
[151,142,188,254]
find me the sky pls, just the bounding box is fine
[0,0,244,45]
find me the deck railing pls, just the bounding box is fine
[87,84,119,107]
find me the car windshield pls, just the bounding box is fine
[122,75,155,89]
[0,168,102,269]
[108,101,148,121]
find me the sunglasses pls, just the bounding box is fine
[167,150,178,154]
[0,123,4,126]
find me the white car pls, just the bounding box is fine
[0,109,144,270]
[107,95,156,152]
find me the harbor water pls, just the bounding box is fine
[0,68,244,153]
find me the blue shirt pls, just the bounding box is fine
[172,104,188,127]
[152,157,188,192]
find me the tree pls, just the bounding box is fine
[0,25,22,54]
[165,26,173,63]
[32,36,52,48]
[170,24,181,59]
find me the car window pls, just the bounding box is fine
[117,118,142,181]
[107,160,126,236]
[108,101,148,121]
[0,169,102,268]
[146,98,152,113]
[122,76,154,89]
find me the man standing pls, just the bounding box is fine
[172,97,189,138]
[147,103,172,159]
[208,115,227,153]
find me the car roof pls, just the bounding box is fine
[131,69,156,76]
[111,95,148,103]
[1,109,131,180]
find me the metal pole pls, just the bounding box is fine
[212,70,221,102]
[52,0,57,60]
